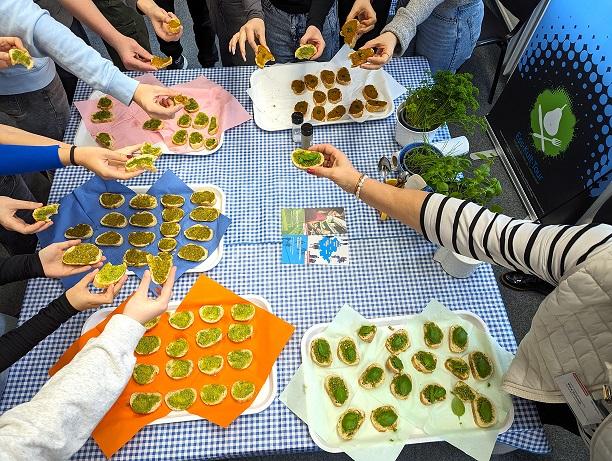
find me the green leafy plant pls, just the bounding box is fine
[402,71,486,133]
[403,145,502,210]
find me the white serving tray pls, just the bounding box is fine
[300,310,514,453]
[82,294,277,424]
[74,90,224,156]
[124,183,225,275]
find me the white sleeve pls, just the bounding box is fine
[0,314,145,461]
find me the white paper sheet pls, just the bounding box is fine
[248,45,406,131]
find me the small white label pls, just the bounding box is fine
[554,372,604,426]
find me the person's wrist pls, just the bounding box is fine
[136,0,155,16]
[340,170,362,194]
[58,145,71,166]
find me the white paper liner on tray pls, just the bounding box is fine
[248,45,406,131]
[280,301,515,461]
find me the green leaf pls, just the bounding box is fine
[451,396,465,417]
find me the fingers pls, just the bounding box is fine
[0,52,10,69]
[117,144,143,156]
[19,220,53,234]
[68,264,94,276]
[239,29,248,62]
[113,274,128,295]
[360,56,387,70]
[8,199,43,210]
[137,270,152,294]
[55,239,82,251]
[125,58,157,72]
[311,41,324,60]
[156,266,176,304]
[229,32,239,55]
[79,269,98,287]
[306,166,331,178]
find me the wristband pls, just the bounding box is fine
[354,174,368,199]
[69,145,78,166]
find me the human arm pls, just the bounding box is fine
[0,268,175,459]
[59,0,156,71]
[136,0,183,42]
[307,144,612,284]
[345,0,377,36]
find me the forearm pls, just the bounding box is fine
[0,315,144,459]
[243,0,264,21]
[382,0,445,54]
[0,145,67,174]
[0,254,45,285]
[307,0,335,30]
[59,0,125,49]
[0,124,70,149]
[0,293,78,372]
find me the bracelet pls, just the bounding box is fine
[69,145,78,166]
[354,174,368,199]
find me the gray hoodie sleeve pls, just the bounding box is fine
[243,0,264,22]
[382,0,446,55]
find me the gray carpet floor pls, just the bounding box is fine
[0,5,587,461]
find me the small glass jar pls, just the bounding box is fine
[291,112,303,143]
[301,123,313,148]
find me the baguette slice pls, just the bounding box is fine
[358,363,384,389]
[419,384,446,405]
[356,324,376,342]
[337,408,365,440]
[449,324,469,353]
[93,262,127,288]
[472,395,497,428]
[200,383,227,405]
[61,243,102,266]
[130,392,162,414]
[324,374,349,407]
[469,351,493,381]
[310,337,332,367]
[165,388,197,411]
[132,364,159,385]
[370,405,398,432]
[444,357,470,380]
[231,380,256,403]
[411,351,437,374]
[366,100,388,113]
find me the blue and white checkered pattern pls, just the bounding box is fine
[0,59,550,459]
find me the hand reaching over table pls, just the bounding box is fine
[359,32,397,70]
[39,240,104,279]
[137,0,183,42]
[346,0,377,37]
[0,197,53,234]
[66,144,146,180]
[123,267,176,324]
[305,144,361,193]
[133,83,182,119]
[300,26,325,60]
[229,18,267,62]
[65,268,127,312]
[113,35,156,72]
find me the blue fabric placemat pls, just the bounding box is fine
[38,170,230,290]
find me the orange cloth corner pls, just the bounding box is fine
[49,275,295,458]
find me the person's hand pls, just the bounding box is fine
[65,269,127,312]
[360,32,397,69]
[229,18,267,62]
[0,37,25,69]
[39,240,104,278]
[306,144,362,193]
[123,267,176,324]
[137,0,183,41]
[346,0,377,36]
[132,83,182,119]
[113,36,156,72]
[0,196,53,234]
[73,144,146,180]
[300,26,325,60]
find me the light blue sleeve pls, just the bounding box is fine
[0,0,139,105]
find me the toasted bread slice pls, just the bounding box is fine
[135,335,161,355]
[304,74,319,91]
[198,355,224,375]
[419,384,446,405]
[311,106,326,122]
[62,243,102,266]
[294,101,309,115]
[320,70,335,88]
[386,329,410,353]
[358,363,385,389]
[340,19,359,48]
[313,90,327,106]
[469,351,493,381]
[165,359,194,379]
[132,364,159,385]
[390,373,412,400]
[328,88,342,104]
[231,380,256,403]
[349,99,364,118]
[386,355,404,374]
[362,84,378,101]
[255,45,275,68]
[200,383,228,405]
[33,203,59,222]
[327,105,346,121]
[99,193,124,209]
[349,48,375,67]
[91,110,114,124]
[310,337,332,367]
[189,131,205,150]
[337,409,365,440]
[356,325,376,342]
[449,325,468,353]
[411,351,437,373]
[95,132,114,149]
[423,321,444,348]
[370,405,398,432]
[291,148,324,169]
[291,79,306,95]
[452,381,476,402]
[472,395,497,428]
[336,67,351,85]
[93,262,126,288]
[366,100,388,113]
[324,374,349,406]
[295,44,317,60]
[444,357,470,380]
[337,337,359,365]
[165,388,196,411]
[64,223,93,240]
[130,392,162,414]
[142,118,163,131]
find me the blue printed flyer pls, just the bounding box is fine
[281,207,349,265]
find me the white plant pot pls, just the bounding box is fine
[394,102,441,147]
[433,247,481,279]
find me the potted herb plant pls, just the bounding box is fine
[395,71,486,146]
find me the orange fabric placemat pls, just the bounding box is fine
[50,275,294,458]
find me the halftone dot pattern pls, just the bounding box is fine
[0,61,549,459]
[518,15,612,196]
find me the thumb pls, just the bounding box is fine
[11,199,43,210]
[78,269,98,286]
[360,39,378,51]
[56,239,81,250]
[138,270,152,292]
[306,166,332,178]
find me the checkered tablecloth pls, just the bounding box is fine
[0,58,550,459]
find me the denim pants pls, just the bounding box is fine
[400,0,483,72]
[0,175,39,255]
[262,0,340,63]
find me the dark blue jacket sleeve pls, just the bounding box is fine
[0,145,63,174]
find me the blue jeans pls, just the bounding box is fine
[401,0,483,72]
[262,0,340,64]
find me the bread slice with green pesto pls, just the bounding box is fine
[423,321,444,348]
[337,408,365,440]
[168,311,194,330]
[198,355,224,375]
[324,374,349,407]
[370,405,399,432]
[230,303,256,321]
[390,373,412,400]
[130,392,162,414]
[444,357,470,380]
[132,364,159,385]
[386,355,404,374]
[449,324,469,352]
[472,395,497,428]
[230,380,256,403]
[165,388,197,411]
[200,383,227,406]
[358,363,385,389]
[412,351,437,373]
[337,337,359,365]
[135,335,161,355]
[469,351,493,381]
[385,329,410,353]
[310,337,332,367]
[165,359,194,379]
[356,325,376,342]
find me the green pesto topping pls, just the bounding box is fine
[96,231,123,246]
[415,351,437,371]
[129,211,156,227]
[339,338,357,363]
[198,355,223,374]
[99,193,124,208]
[200,384,226,404]
[199,305,224,323]
[341,410,363,433]
[327,376,348,404]
[172,129,188,143]
[133,364,158,384]
[144,316,160,330]
[357,325,376,337]
[95,262,126,285]
[190,206,220,222]
[291,148,323,167]
[129,194,157,209]
[128,231,155,247]
[177,114,191,127]
[130,393,161,414]
[311,338,331,363]
[158,238,177,252]
[64,223,92,239]
[423,384,446,404]
[62,243,101,265]
[476,396,494,423]
[424,322,443,345]
[231,380,255,399]
[161,194,185,208]
[196,328,222,347]
[392,373,412,396]
[472,352,492,378]
[33,204,60,221]
[387,330,409,352]
[208,116,218,133]
[372,406,398,427]
[101,212,127,228]
[125,154,156,172]
[166,359,193,378]
[168,311,194,329]
[228,324,253,342]
[184,224,213,241]
[190,190,216,205]
[205,138,218,150]
[97,97,112,109]
[389,355,404,372]
[227,349,253,370]
[184,98,199,111]
[189,131,204,144]
[446,358,469,375]
[178,244,208,262]
[95,132,113,148]
[92,109,112,122]
[124,248,149,267]
[230,303,255,321]
[166,388,196,410]
[143,118,162,130]
[452,382,476,402]
[160,222,180,238]
[361,365,384,385]
[162,207,185,222]
[166,338,189,357]
[135,335,161,355]
[452,325,468,348]
[193,112,209,127]
[140,142,162,157]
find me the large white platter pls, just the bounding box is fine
[300,310,514,453]
[127,183,225,275]
[82,294,277,424]
[74,90,224,156]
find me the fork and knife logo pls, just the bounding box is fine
[532,103,567,152]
